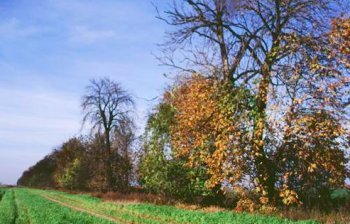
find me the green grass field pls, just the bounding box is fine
[0,188,317,224]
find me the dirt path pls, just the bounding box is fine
[12,191,19,224]
[42,193,184,224]
[42,195,133,224]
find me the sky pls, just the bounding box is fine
[0,0,173,185]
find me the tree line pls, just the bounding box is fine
[18,78,134,192]
[18,0,350,212]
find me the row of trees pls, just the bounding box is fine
[18,0,350,212]
[18,78,135,192]
[18,135,132,192]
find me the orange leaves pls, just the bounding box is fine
[235,197,258,213]
[166,74,249,189]
[331,18,350,53]
[307,163,317,173]
[277,110,349,206]
[330,18,350,68]
[279,186,301,206]
[259,196,269,205]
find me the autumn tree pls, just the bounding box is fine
[82,78,135,190]
[112,116,135,189]
[84,133,111,191]
[330,17,350,69]
[17,153,57,188]
[275,111,349,207]
[158,0,349,203]
[269,16,350,206]
[54,137,88,190]
[165,75,254,195]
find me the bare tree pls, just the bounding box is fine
[81,77,135,190]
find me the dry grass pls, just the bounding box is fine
[174,203,200,210]
[91,191,174,205]
[173,203,225,213]
[279,209,350,224]
[200,205,226,213]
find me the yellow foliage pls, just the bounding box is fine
[278,111,348,206]
[280,187,300,206]
[166,74,250,188]
[235,198,258,213]
[330,18,350,68]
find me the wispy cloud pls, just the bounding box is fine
[0,86,81,136]
[70,25,116,44]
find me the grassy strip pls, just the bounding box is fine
[14,189,116,224]
[36,189,168,224]
[35,189,317,224]
[14,191,31,224]
[0,189,17,224]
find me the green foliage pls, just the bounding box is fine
[331,188,350,201]
[56,158,82,190]
[331,188,350,207]
[139,102,213,201]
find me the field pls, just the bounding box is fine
[0,188,317,224]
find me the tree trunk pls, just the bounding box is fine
[252,62,276,202]
[105,130,114,191]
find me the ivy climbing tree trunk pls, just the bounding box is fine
[252,62,275,203]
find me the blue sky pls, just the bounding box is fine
[0,0,172,185]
